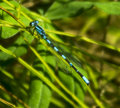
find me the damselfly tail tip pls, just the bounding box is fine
[82,76,90,85]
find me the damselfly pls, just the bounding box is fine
[30,20,90,85]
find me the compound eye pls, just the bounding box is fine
[35,20,39,24]
[30,22,35,27]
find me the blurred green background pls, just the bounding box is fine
[0,0,120,108]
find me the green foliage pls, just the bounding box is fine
[45,1,93,19]
[28,80,51,108]
[95,2,120,15]
[0,0,120,108]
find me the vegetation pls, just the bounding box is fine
[0,0,120,108]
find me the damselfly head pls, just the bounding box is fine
[30,20,39,27]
